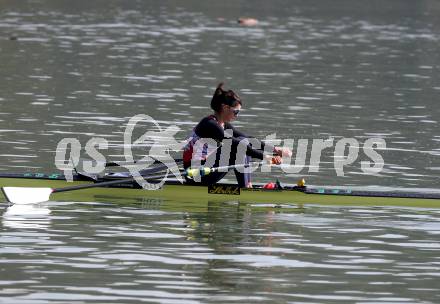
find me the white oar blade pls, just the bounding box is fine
[1,187,53,205]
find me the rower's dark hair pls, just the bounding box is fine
[210,82,242,112]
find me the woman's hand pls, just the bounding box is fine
[265,155,282,165]
[273,147,293,158]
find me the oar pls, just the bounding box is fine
[76,157,183,168]
[184,161,265,178]
[104,158,183,168]
[2,161,182,205]
[2,160,276,205]
[184,160,304,177]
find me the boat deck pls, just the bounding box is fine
[1,173,440,208]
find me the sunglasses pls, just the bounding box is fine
[225,104,241,116]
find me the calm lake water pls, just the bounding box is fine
[1,0,440,303]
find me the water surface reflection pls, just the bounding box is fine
[1,200,440,303]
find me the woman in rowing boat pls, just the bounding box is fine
[183,83,291,188]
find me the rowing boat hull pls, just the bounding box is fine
[1,174,440,208]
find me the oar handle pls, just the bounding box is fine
[185,161,265,178]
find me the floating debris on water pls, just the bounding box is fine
[238,18,258,26]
